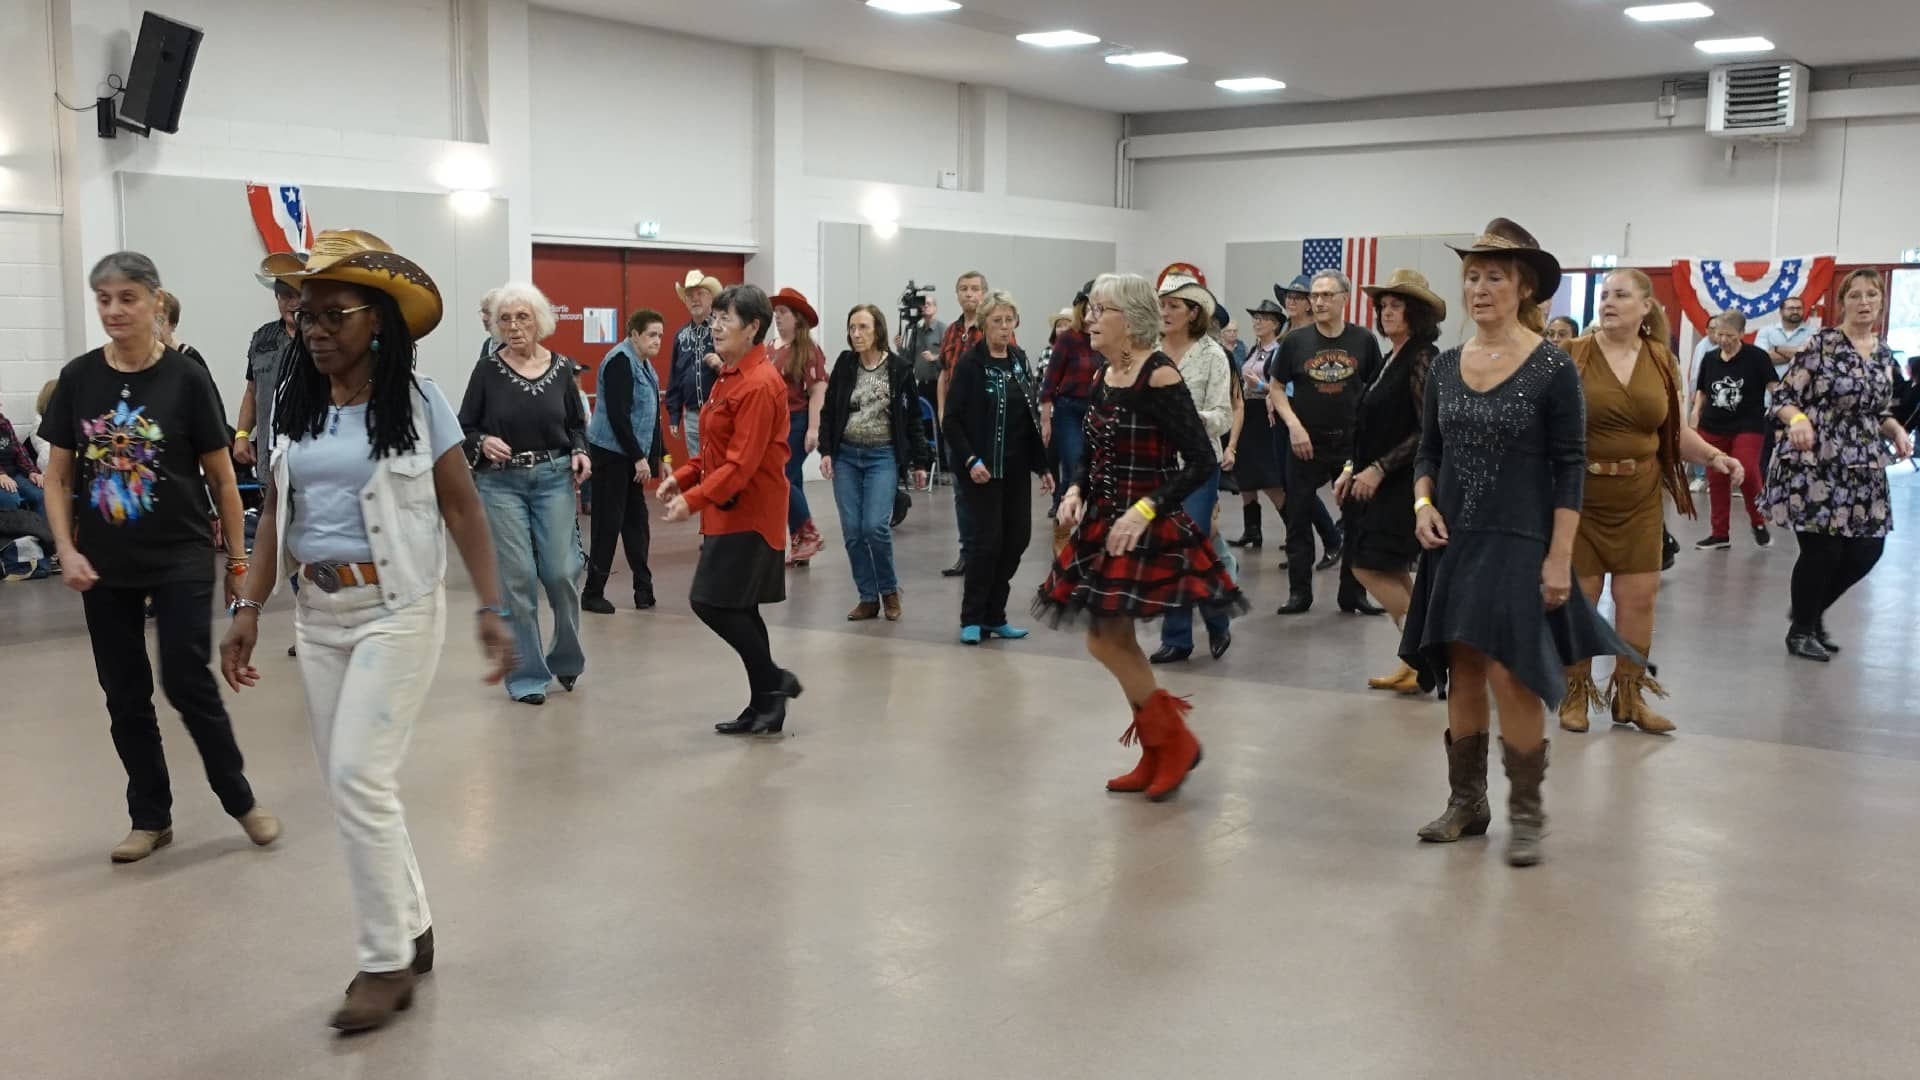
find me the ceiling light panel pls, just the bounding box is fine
[1216,77,1286,92]
[1105,52,1188,69]
[1625,3,1714,22]
[1695,36,1775,54]
[1017,30,1100,48]
[865,0,960,14]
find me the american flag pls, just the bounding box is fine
[1302,236,1379,328]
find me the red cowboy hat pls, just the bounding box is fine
[771,287,819,328]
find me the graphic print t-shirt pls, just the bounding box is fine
[41,349,229,586]
[1694,343,1776,435]
[1272,324,1382,451]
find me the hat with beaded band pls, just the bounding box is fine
[261,230,443,339]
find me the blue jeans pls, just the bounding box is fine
[0,476,45,514]
[684,410,702,457]
[787,411,813,533]
[1049,397,1089,510]
[475,459,585,699]
[831,443,900,601]
[1160,466,1231,650]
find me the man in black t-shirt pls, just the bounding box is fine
[1267,269,1383,613]
[1690,311,1778,549]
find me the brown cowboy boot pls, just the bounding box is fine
[330,969,417,1033]
[1558,660,1599,733]
[1501,739,1549,867]
[881,592,903,621]
[1608,651,1675,734]
[1417,730,1491,842]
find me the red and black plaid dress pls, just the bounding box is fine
[1036,353,1249,624]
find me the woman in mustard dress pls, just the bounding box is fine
[1560,268,1741,734]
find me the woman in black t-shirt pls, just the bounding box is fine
[1689,309,1778,549]
[40,252,279,865]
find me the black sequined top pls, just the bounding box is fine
[1415,342,1586,543]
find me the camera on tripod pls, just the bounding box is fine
[898,280,936,330]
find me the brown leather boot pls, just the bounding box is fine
[1106,703,1158,793]
[881,592,902,621]
[1417,730,1491,842]
[1139,690,1203,802]
[110,828,173,863]
[1501,739,1549,867]
[1608,655,1675,734]
[1559,660,1599,733]
[846,600,880,621]
[330,970,417,1032]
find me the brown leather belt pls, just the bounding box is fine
[300,561,380,593]
[1588,457,1653,477]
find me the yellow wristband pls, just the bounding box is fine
[1787,412,1809,426]
[1132,498,1158,522]
[235,429,251,440]
[1414,496,1434,512]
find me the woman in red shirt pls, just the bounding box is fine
[771,288,828,566]
[661,285,801,735]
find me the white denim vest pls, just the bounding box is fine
[270,383,449,613]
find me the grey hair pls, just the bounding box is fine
[1310,268,1352,294]
[489,281,558,340]
[1718,309,1748,333]
[89,251,163,293]
[1089,273,1161,348]
[976,290,1021,327]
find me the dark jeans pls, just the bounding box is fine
[958,468,1032,627]
[1272,419,1339,552]
[1790,532,1886,624]
[1283,450,1362,600]
[584,444,653,603]
[692,601,782,710]
[1049,397,1090,511]
[787,411,814,533]
[82,577,255,831]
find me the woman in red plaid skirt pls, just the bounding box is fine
[1037,273,1248,800]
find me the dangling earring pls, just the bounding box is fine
[371,336,381,353]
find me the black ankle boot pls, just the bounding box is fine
[1785,621,1831,662]
[1228,503,1262,549]
[1814,617,1842,654]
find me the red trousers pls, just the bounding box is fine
[1701,429,1765,535]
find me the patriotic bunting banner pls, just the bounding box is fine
[246,183,314,257]
[1303,236,1379,328]
[1671,255,1835,336]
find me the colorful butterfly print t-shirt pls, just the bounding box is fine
[41,348,230,586]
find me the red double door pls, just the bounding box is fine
[532,244,747,463]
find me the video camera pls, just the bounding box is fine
[898,280,936,330]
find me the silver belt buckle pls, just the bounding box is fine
[309,561,346,593]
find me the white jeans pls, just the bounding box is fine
[295,583,445,973]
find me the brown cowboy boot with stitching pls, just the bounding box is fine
[881,592,902,621]
[1501,739,1549,867]
[1418,730,1491,842]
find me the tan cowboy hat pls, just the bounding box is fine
[261,229,443,339]
[674,269,724,304]
[1362,267,1449,321]
[1156,274,1216,326]
[1449,218,1562,304]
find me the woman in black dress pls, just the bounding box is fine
[1338,269,1444,695]
[1038,273,1247,801]
[1399,219,1637,867]
[1226,300,1289,549]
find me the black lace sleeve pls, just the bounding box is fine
[1414,349,1449,485]
[1134,378,1217,515]
[1369,346,1431,478]
[1544,352,1587,512]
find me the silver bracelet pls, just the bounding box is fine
[229,598,264,616]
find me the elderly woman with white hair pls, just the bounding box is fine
[459,282,591,704]
[1038,273,1247,802]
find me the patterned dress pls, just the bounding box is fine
[1764,328,1899,538]
[1036,353,1248,623]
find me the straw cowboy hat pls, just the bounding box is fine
[1157,274,1216,326]
[1362,268,1449,321]
[1273,274,1312,303]
[1449,218,1562,304]
[770,287,819,328]
[674,269,725,304]
[261,229,442,339]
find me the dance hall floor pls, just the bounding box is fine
[4,473,1918,1078]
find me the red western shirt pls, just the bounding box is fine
[673,345,791,550]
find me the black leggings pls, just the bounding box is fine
[693,602,782,708]
[1790,532,1886,624]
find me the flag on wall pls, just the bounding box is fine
[1303,236,1379,328]
[1671,256,1835,336]
[246,184,314,256]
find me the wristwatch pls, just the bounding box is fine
[229,597,264,617]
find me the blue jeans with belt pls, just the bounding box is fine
[831,443,900,602]
[1049,397,1089,511]
[474,458,585,699]
[1160,465,1231,651]
[787,411,814,533]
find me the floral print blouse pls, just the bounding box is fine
[1765,328,1899,538]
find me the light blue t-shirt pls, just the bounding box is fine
[286,380,464,564]
[1755,322,1817,376]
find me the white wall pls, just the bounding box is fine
[0,0,62,214]
[802,59,959,191]
[527,7,758,248]
[0,213,66,428]
[1007,94,1121,208]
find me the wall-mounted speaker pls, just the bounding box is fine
[117,12,204,135]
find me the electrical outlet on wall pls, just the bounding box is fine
[937,170,959,191]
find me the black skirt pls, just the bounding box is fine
[1232,402,1284,491]
[689,532,786,609]
[1344,469,1420,572]
[1398,530,1640,707]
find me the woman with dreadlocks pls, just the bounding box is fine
[219,230,513,1033]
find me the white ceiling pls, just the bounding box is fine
[542,0,1920,114]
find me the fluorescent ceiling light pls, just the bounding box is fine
[1105,52,1188,69]
[865,0,959,14]
[1625,3,1713,22]
[1216,77,1286,92]
[1695,36,1775,54]
[1017,30,1100,48]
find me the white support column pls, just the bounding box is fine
[484,0,533,281]
[959,84,1009,196]
[748,47,807,295]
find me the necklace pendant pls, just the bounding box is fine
[328,408,341,436]
[120,384,131,399]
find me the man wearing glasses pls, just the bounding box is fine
[1266,269,1384,616]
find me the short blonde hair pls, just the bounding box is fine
[977,290,1021,327]
[489,282,557,340]
[1089,273,1160,348]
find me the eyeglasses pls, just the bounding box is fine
[1308,291,1347,302]
[1084,303,1109,319]
[495,311,537,326]
[293,305,374,332]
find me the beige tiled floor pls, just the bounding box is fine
[4,474,1917,1078]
